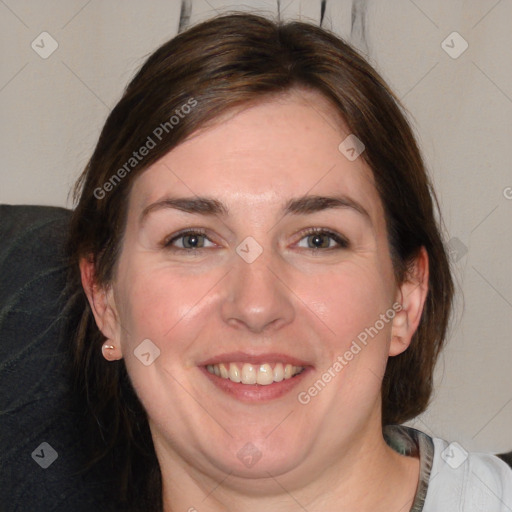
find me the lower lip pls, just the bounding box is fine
[200,366,312,402]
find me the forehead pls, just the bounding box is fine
[130,90,382,223]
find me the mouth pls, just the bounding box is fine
[198,352,312,402]
[206,362,304,385]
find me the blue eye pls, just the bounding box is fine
[164,229,214,250]
[163,228,349,253]
[297,228,349,251]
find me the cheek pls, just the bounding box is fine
[302,261,394,346]
[113,262,210,415]
[114,257,221,358]
[293,261,395,423]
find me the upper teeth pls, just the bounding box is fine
[206,362,304,385]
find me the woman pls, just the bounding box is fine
[67,12,512,511]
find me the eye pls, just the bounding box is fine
[163,229,216,250]
[162,228,348,253]
[296,228,349,251]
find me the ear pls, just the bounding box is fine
[79,255,123,361]
[389,247,429,357]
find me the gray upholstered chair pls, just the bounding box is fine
[0,205,121,511]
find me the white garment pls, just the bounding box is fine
[384,425,512,511]
[423,436,512,511]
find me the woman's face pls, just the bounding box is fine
[93,90,422,485]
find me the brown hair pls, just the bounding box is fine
[67,11,453,509]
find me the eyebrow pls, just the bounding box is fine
[140,194,371,224]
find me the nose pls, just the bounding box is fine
[220,243,295,334]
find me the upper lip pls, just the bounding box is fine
[198,351,312,367]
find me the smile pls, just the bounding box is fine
[206,362,304,385]
[199,352,312,402]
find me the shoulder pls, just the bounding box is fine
[424,436,512,511]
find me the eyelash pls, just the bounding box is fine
[163,227,349,253]
[296,227,350,251]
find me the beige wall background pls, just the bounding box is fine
[1,0,511,453]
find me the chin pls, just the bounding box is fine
[203,433,308,481]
